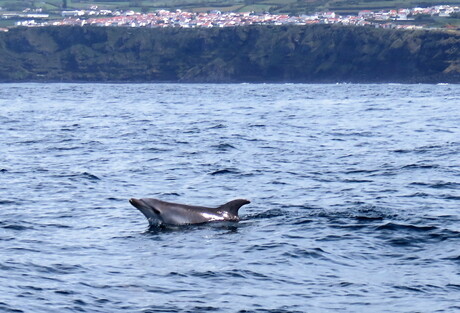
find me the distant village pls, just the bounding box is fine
[1,4,459,31]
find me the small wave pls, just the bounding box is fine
[106,197,122,201]
[402,192,430,198]
[284,247,327,259]
[211,143,236,151]
[343,169,378,174]
[160,192,181,197]
[0,200,19,205]
[2,224,31,231]
[376,222,437,232]
[54,290,77,295]
[353,215,384,221]
[393,285,426,293]
[0,302,25,313]
[81,172,100,181]
[393,143,457,155]
[410,181,460,190]
[56,172,101,181]
[246,209,286,220]
[209,168,240,176]
[342,179,374,183]
[245,242,286,252]
[41,223,71,229]
[402,164,439,170]
[208,124,226,129]
[27,262,85,275]
[142,147,171,152]
[442,195,460,200]
[329,131,374,137]
[237,308,305,313]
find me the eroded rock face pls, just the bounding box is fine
[0,25,459,83]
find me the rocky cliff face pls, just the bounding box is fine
[0,25,459,83]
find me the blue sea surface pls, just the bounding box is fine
[0,83,459,312]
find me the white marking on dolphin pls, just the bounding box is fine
[129,198,250,226]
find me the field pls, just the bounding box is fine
[0,0,458,15]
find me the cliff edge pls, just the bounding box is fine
[0,25,459,83]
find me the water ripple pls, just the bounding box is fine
[0,83,459,313]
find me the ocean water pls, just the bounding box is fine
[0,83,459,313]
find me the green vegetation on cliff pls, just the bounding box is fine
[0,25,458,83]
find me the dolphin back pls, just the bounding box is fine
[218,199,251,216]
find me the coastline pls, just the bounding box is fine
[1,25,459,84]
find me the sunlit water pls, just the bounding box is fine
[1,83,459,313]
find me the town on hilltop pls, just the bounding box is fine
[1,4,459,31]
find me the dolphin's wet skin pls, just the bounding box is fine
[129,198,250,226]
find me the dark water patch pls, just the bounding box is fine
[2,224,31,231]
[0,200,19,205]
[292,219,314,225]
[329,131,374,137]
[238,308,305,313]
[343,169,378,175]
[447,284,460,290]
[208,124,226,129]
[18,285,45,291]
[0,302,25,313]
[342,179,374,183]
[209,168,240,176]
[402,192,431,198]
[55,290,77,295]
[0,169,7,173]
[401,164,439,170]
[428,228,460,241]
[142,147,171,152]
[310,205,397,223]
[393,143,457,155]
[106,197,122,201]
[246,209,286,220]
[54,172,101,181]
[387,237,422,247]
[245,242,286,252]
[40,223,71,229]
[393,285,426,293]
[270,180,288,185]
[159,192,181,197]
[376,223,437,232]
[25,262,86,275]
[50,145,81,151]
[8,247,42,253]
[284,247,327,259]
[142,222,241,234]
[60,125,81,131]
[143,307,181,313]
[184,307,220,313]
[410,181,460,189]
[442,195,460,200]
[353,215,385,221]
[81,172,100,181]
[211,143,236,151]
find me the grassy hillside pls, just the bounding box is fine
[0,25,458,83]
[0,0,458,14]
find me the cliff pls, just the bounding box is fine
[0,25,459,83]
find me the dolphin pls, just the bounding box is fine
[129,198,250,226]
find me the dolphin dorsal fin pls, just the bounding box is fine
[218,199,250,216]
